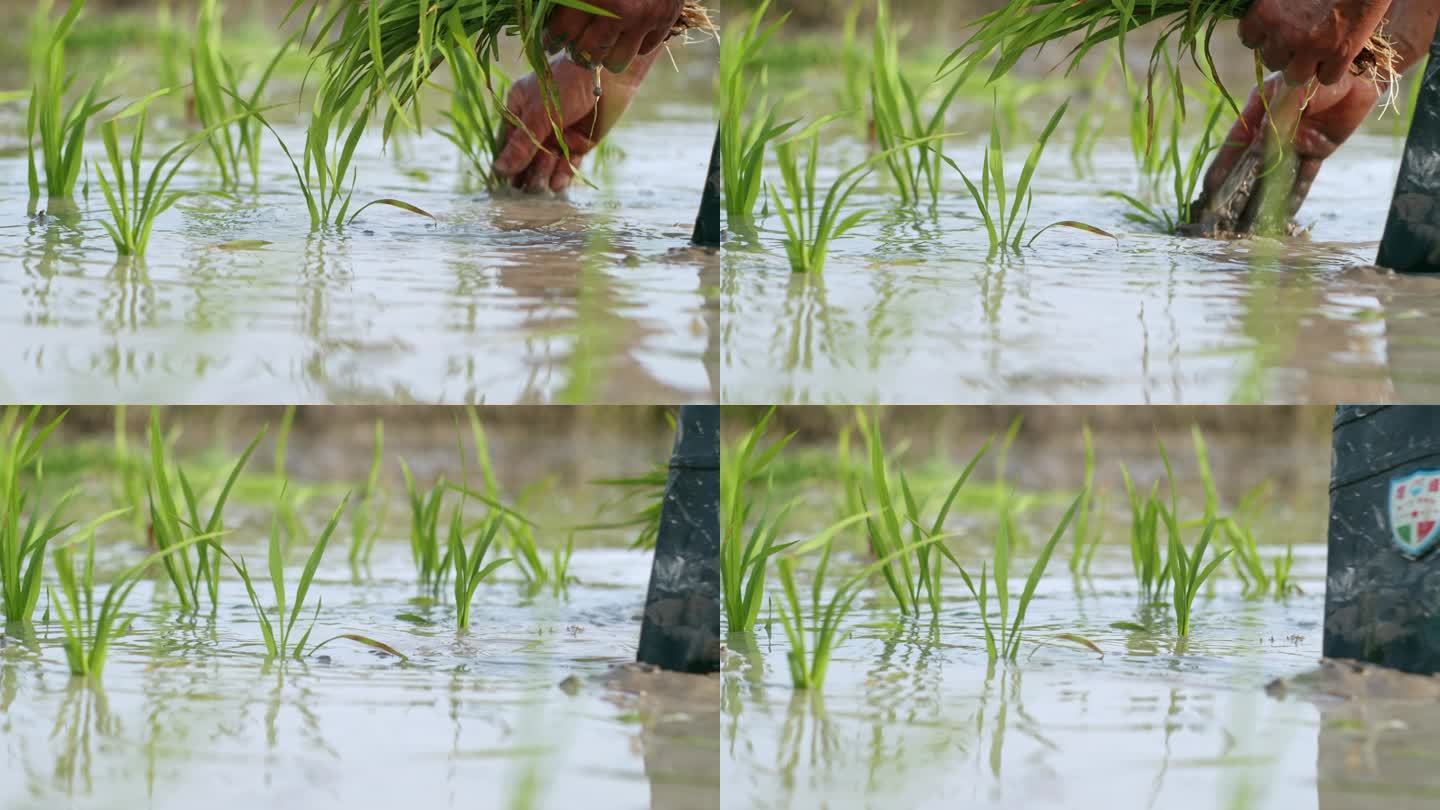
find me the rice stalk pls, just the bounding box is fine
[720,0,796,225]
[0,407,71,625]
[145,408,265,614]
[26,0,113,215]
[285,0,714,144]
[191,0,290,189]
[941,0,1400,114]
[851,408,992,618]
[52,531,208,677]
[870,0,963,208]
[955,492,1084,662]
[221,491,352,660]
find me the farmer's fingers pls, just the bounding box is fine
[550,128,598,193]
[638,28,667,55]
[494,85,552,177]
[604,28,647,73]
[1201,90,1272,196]
[546,8,589,51]
[1316,59,1347,86]
[1283,55,1320,87]
[1289,157,1323,217]
[572,18,622,68]
[1237,6,1269,50]
[1259,39,1295,73]
[523,150,561,193]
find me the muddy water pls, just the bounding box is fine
[0,50,718,405]
[721,420,1361,808]
[0,414,717,809]
[723,546,1338,810]
[0,546,719,810]
[722,99,1440,405]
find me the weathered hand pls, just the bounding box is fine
[543,0,683,73]
[1238,0,1392,86]
[1201,0,1435,218]
[492,52,654,193]
[1199,72,1380,218]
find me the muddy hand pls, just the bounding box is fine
[492,52,655,193]
[1239,0,1391,86]
[542,0,683,73]
[1194,0,1438,231]
[1191,73,1379,231]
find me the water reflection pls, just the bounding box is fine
[722,132,1440,404]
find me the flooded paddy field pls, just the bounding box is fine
[0,406,718,809]
[720,14,1440,405]
[718,406,1427,809]
[0,5,719,404]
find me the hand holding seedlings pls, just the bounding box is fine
[542,0,684,73]
[493,52,657,193]
[1193,0,1436,233]
[1238,0,1393,86]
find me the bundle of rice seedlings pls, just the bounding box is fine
[942,0,1399,112]
[286,0,715,142]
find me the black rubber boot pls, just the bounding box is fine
[691,129,721,249]
[636,404,720,674]
[1325,405,1440,673]
[1377,16,1440,272]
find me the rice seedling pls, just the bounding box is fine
[954,101,1091,255]
[720,0,796,225]
[459,409,548,587]
[191,0,290,189]
[400,460,452,593]
[770,129,943,273]
[941,0,1399,115]
[1166,516,1230,637]
[1,407,71,625]
[347,421,388,568]
[775,534,948,690]
[591,463,666,550]
[435,12,512,189]
[958,492,1084,663]
[1120,464,1169,603]
[1107,92,1226,233]
[449,510,512,629]
[286,0,713,143]
[1067,426,1105,575]
[146,408,265,614]
[835,0,868,132]
[241,78,434,231]
[26,0,113,214]
[851,408,992,617]
[95,101,217,257]
[221,492,351,660]
[1068,61,1112,175]
[870,0,963,208]
[721,407,797,632]
[51,532,208,678]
